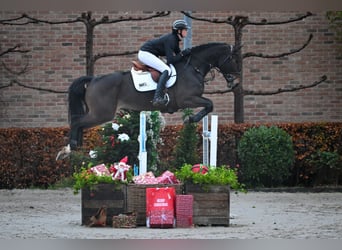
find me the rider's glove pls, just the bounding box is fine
[181,48,191,57]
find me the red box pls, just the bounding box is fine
[146,187,176,228]
[175,194,193,228]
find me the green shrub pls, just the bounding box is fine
[171,109,200,169]
[237,125,295,187]
[306,150,342,185]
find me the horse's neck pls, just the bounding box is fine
[191,52,217,75]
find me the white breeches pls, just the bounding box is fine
[138,50,171,75]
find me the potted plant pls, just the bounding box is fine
[175,164,245,191]
[175,164,245,226]
[73,162,133,226]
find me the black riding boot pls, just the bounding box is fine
[152,70,169,107]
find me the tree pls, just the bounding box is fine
[0,11,170,168]
[0,44,30,89]
[182,12,328,123]
[0,11,170,90]
[0,44,30,118]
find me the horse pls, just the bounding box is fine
[56,42,240,160]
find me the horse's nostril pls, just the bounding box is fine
[225,74,235,83]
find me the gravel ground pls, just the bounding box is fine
[0,188,341,239]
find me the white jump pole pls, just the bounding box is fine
[202,115,210,166]
[202,115,218,167]
[210,115,218,167]
[138,111,147,174]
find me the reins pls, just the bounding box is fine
[185,44,235,84]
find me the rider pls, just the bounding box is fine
[138,19,191,107]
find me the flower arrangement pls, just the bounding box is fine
[71,110,164,193]
[73,157,134,194]
[83,110,164,171]
[175,164,246,192]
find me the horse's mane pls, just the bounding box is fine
[190,42,227,53]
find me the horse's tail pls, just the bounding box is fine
[68,76,93,125]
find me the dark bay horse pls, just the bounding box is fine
[56,42,240,160]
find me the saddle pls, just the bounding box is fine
[132,60,160,82]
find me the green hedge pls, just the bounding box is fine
[0,122,341,188]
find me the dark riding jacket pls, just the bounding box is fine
[140,32,183,65]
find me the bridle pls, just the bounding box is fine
[186,44,239,87]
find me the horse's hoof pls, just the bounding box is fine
[231,82,239,90]
[70,140,78,150]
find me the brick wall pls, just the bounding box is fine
[0,11,341,127]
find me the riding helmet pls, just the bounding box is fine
[172,19,189,30]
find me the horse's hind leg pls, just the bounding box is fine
[69,124,81,150]
[182,96,213,123]
[69,111,115,149]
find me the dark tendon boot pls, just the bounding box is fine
[152,70,169,107]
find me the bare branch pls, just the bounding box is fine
[204,88,234,95]
[0,11,171,26]
[243,75,327,96]
[0,13,81,25]
[243,34,313,59]
[0,82,13,90]
[92,11,171,26]
[1,44,30,77]
[0,44,30,57]
[9,79,68,93]
[247,12,313,25]
[181,11,313,26]
[0,14,27,23]
[182,11,234,24]
[1,60,29,75]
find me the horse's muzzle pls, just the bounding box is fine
[225,74,236,83]
[224,73,240,89]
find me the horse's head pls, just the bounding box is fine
[187,42,241,88]
[216,44,241,88]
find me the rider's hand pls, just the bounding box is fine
[181,48,191,57]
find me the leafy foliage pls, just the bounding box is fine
[72,165,133,194]
[1,122,341,188]
[306,150,342,185]
[70,110,163,193]
[0,127,71,189]
[175,164,245,192]
[237,125,295,187]
[70,110,164,173]
[171,109,200,169]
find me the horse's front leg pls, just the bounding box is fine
[182,96,213,123]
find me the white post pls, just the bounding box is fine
[202,115,218,167]
[210,115,218,167]
[138,111,147,174]
[202,115,210,166]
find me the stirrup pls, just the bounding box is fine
[152,94,169,107]
[153,98,167,107]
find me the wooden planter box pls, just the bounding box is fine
[126,183,183,226]
[81,183,127,226]
[184,184,230,226]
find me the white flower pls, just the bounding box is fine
[118,133,130,141]
[112,122,120,131]
[89,150,98,159]
[123,113,131,119]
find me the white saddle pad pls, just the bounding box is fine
[131,64,177,92]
